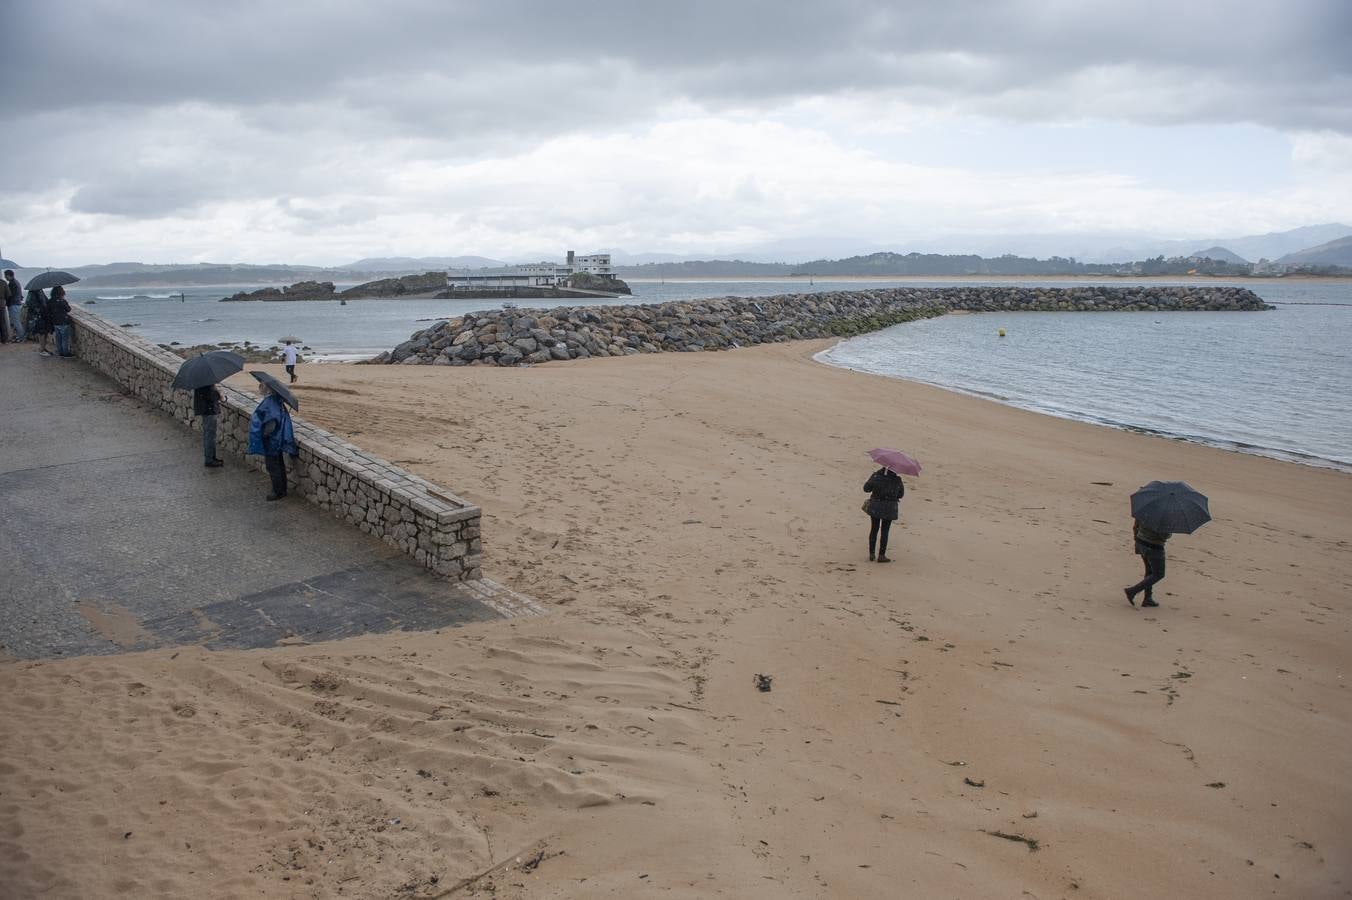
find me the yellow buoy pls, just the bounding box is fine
[998,328,1006,337]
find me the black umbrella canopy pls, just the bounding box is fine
[171,350,245,391]
[24,271,80,291]
[250,370,299,410]
[1130,481,1211,535]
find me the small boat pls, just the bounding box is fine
[501,301,518,309]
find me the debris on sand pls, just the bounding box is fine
[982,829,1040,851]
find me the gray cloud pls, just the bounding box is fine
[8,0,1350,132]
[4,0,1350,259]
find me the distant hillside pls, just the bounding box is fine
[1276,235,1352,267]
[81,264,363,287]
[347,255,506,272]
[620,251,1088,278]
[616,259,793,278]
[1190,246,1249,264]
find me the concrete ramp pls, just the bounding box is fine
[0,347,534,660]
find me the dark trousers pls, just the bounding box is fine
[1128,542,1166,600]
[868,517,892,557]
[285,364,296,383]
[264,453,288,497]
[202,414,218,463]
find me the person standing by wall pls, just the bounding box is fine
[25,289,51,354]
[194,383,224,467]
[0,274,12,344]
[48,285,73,357]
[283,340,299,383]
[3,270,22,342]
[248,379,297,501]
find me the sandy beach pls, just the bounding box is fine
[2,340,1349,898]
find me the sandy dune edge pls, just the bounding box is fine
[3,339,1349,898]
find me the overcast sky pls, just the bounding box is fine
[3,0,1351,266]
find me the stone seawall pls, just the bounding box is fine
[68,308,483,582]
[375,285,1271,366]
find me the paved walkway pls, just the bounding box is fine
[0,344,516,659]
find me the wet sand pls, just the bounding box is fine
[2,339,1349,898]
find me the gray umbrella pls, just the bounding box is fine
[250,370,299,410]
[1130,481,1211,534]
[171,350,245,391]
[24,271,80,291]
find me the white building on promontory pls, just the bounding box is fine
[448,251,614,290]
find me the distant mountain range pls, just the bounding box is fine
[11,223,1350,285]
[1191,246,1250,265]
[344,255,508,272]
[1275,235,1352,267]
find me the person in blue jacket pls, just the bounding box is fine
[248,380,297,500]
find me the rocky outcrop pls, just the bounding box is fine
[222,280,337,301]
[564,272,632,295]
[341,271,447,298]
[371,285,1271,367]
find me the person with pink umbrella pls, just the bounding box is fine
[863,448,921,563]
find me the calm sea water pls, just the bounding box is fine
[61,278,1351,470]
[818,280,1352,471]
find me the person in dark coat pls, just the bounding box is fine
[47,285,73,357]
[194,383,225,467]
[1124,519,1169,607]
[25,289,51,354]
[863,466,904,562]
[247,380,298,500]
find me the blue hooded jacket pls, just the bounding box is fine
[248,394,298,457]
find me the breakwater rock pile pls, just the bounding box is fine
[373,285,1270,367]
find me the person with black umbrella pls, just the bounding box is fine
[48,285,73,357]
[172,350,245,468]
[195,383,225,467]
[247,372,298,501]
[1124,481,1211,609]
[25,289,51,354]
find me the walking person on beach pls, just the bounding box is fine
[1124,520,1169,608]
[4,270,22,342]
[248,377,297,501]
[47,285,73,357]
[863,465,904,562]
[195,383,225,468]
[283,340,299,383]
[1124,481,1210,610]
[25,289,51,354]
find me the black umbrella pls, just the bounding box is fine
[250,370,299,410]
[24,271,80,291]
[171,350,245,391]
[1130,481,1211,534]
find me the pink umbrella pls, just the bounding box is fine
[867,447,921,476]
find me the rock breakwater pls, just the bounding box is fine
[373,285,1271,367]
